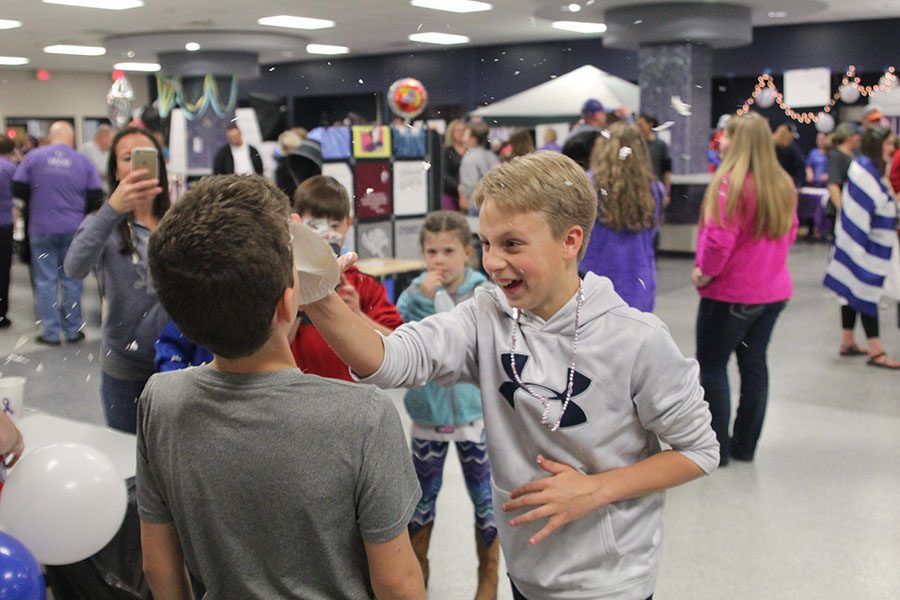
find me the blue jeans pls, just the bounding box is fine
[101,372,150,434]
[30,232,83,341]
[696,298,787,463]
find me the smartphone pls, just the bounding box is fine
[131,147,159,180]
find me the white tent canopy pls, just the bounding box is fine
[471,65,640,125]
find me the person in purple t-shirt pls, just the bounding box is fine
[580,123,663,313]
[12,121,103,345]
[0,135,18,328]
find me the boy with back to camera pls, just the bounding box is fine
[304,153,719,600]
[139,175,424,600]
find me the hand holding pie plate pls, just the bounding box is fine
[290,220,344,305]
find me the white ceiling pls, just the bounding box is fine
[1,0,899,74]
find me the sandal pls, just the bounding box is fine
[866,352,900,370]
[839,344,868,356]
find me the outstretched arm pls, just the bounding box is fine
[304,292,386,378]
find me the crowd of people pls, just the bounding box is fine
[0,95,897,600]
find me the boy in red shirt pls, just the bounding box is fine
[291,176,403,379]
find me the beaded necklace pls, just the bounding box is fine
[508,284,585,432]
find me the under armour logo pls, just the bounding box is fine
[499,353,590,428]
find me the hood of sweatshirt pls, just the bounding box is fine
[491,271,626,335]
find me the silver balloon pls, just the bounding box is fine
[107,76,134,128]
[756,87,776,109]
[815,112,835,133]
[839,83,860,104]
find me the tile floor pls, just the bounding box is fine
[2,241,898,599]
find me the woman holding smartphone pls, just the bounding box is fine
[65,126,170,433]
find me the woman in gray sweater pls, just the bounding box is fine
[65,126,170,433]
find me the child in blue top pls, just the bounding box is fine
[395,211,497,599]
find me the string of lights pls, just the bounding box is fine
[735,66,897,126]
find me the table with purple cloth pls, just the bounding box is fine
[798,186,832,235]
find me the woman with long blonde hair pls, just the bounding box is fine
[693,112,798,466]
[580,123,665,311]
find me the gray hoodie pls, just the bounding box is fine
[65,202,168,380]
[360,272,718,599]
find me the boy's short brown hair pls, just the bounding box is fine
[471,152,597,260]
[149,175,293,359]
[293,175,351,222]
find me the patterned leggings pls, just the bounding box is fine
[408,438,497,546]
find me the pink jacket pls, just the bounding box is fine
[695,173,798,304]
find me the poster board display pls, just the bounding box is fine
[394,217,427,261]
[355,161,392,219]
[392,161,429,216]
[783,68,832,108]
[356,220,394,259]
[352,125,391,159]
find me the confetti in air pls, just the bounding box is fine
[126,340,139,352]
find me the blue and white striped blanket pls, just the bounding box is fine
[824,155,899,316]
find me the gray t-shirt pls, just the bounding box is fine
[136,367,420,600]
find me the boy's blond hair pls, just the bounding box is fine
[471,152,597,260]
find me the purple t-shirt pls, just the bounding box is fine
[0,157,15,227]
[13,144,101,235]
[579,181,664,313]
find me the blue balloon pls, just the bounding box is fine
[0,532,45,600]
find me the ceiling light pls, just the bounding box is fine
[409,32,470,45]
[0,20,23,29]
[568,3,582,12]
[410,0,492,13]
[113,61,160,72]
[43,0,144,9]
[0,56,29,66]
[185,42,200,51]
[44,44,107,56]
[552,21,606,33]
[767,10,787,18]
[306,44,349,55]
[257,15,335,30]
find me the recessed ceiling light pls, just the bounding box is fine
[410,0,492,13]
[113,61,160,72]
[0,56,29,66]
[0,19,23,29]
[185,42,200,51]
[409,32,470,45]
[43,0,144,9]
[257,15,335,30]
[44,44,107,56]
[767,10,787,18]
[552,21,606,33]
[568,3,582,12]
[306,43,349,55]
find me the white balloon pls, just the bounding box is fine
[816,112,835,133]
[756,87,776,109]
[839,83,860,104]
[0,443,127,565]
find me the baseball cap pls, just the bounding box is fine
[832,122,861,144]
[863,109,883,124]
[581,98,605,116]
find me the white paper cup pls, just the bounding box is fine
[0,377,26,421]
